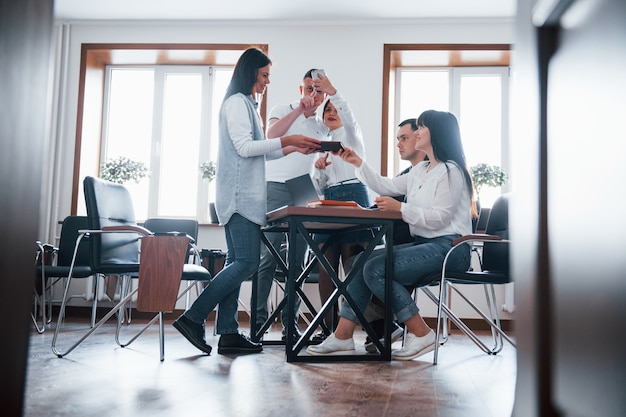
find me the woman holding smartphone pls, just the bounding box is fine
[307,110,475,360]
[309,72,373,341]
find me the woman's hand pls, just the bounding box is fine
[312,74,337,96]
[339,147,362,167]
[281,134,321,154]
[374,196,401,212]
[315,153,331,170]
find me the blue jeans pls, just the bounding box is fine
[255,182,304,326]
[185,213,261,334]
[320,182,373,244]
[339,235,470,324]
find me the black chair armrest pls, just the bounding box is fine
[452,233,503,246]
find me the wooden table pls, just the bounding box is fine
[257,205,402,362]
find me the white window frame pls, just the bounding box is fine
[393,66,510,206]
[101,64,232,222]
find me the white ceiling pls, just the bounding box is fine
[54,0,517,22]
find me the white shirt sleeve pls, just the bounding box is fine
[402,162,470,236]
[330,91,364,155]
[355,161,407,196]
[223,96,282,158]
[358,161,470,237]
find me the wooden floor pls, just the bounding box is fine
[24,316,516,417]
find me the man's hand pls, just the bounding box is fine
[297,90,317,113]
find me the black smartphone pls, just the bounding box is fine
[319,141,345,152]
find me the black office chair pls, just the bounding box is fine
[51,177,212,361]
[420,193,514,364]
[33,216,96,333]
[143,218,199,264]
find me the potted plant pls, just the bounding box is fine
[470,163,508,202]
[199,161,216,183]
[100,156,148,184]
[199,161,218,223]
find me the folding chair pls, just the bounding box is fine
[33,216,96,333]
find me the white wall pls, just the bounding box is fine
[48,18,515,319]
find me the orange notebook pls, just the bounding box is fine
[306,199,360,208]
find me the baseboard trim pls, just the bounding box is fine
[51,306,513,331]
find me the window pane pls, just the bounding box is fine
[210,69,233,160]
[459,74,502,207]
[206,68,233,203]
[104,65,235,222]
[105,68,154,220]
[396,70,449,173]
[398,69,449,122]
[158,73,203,216]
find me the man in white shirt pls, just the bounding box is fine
[363,118,428,353]
[253,69,328,343]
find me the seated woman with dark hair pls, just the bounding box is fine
[307,110,476,360]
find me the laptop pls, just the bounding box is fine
[284,174,321,207]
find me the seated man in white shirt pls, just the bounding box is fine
[363,118,428,353]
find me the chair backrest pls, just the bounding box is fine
[83,176,140,271]
[56,216,91,267]
[482,193,510,273]
[144,218,199,263]
[143,218,198,241]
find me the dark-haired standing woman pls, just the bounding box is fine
[173,48,321,355]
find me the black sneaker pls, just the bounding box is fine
[218,332,263,354]
[172,315,212,355]
[310,330,330,345]
[364,319,404,353]
[281,325,303,343]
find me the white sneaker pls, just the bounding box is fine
[392,330,436,361]
[364,321,405,353]
[306,333,355,355]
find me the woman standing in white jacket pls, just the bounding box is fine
[310,73,373,339]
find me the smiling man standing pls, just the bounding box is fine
[254,69,329,343]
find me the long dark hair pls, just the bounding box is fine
[417,110,477,217]
[224,48,271,100]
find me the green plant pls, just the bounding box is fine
[470,163,507,198]
[199,161,217,182]
[100,156,148,184]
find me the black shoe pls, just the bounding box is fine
[172,315,212,355]
[364,318,386,344]
[310,330,330,345]
[281,325,303,344]
[364,319,404,353]
[218,332,263,354]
